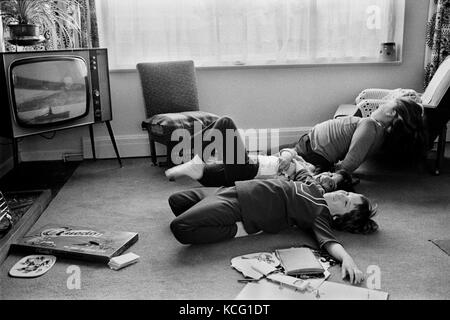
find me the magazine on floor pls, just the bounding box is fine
[11,224,138,263]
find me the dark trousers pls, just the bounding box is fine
[169,187,242,244]
[293,134,333,173]
[194,116,259,187]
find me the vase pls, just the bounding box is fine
[6,24,45,47]
[8,24,40,38]
[379,42,397,62]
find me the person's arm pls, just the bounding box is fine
[324,242,365,285]
[336,119,379,173]
[277,148,297,172]
[300,175,326,195]
[312,205,363,284]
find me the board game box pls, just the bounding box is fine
[11,224,138,263]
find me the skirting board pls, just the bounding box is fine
[82,127,312,159]
[19,149,81,162]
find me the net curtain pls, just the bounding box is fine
[425,0,450,87]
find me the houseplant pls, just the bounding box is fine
[0,0,81,46]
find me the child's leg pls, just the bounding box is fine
[202,117,247,163]
[168,188,217,217]
[204,116,259,184]
[170,187,243,244]
[197,163,229,187]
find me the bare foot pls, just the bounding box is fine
[165,154,205,181]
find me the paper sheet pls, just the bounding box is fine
[235,279,389,300]
[231,252,280,280]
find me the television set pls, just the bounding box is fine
[0,48,112,139]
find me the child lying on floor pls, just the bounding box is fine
[168,178,378,285]
[165,116,353,193]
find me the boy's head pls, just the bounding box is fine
[323,190,378,234]
[314,170,353,192]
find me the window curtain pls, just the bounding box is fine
[1,0,99,52]
[97,0,399,69]
[424,0,450,87]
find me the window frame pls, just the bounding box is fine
[97,0,406,71]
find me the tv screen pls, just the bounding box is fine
[10,57,89,127]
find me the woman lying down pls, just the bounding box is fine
[165,116,353,194]
[168,178,378,285]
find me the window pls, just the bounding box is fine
[96,0,405,69]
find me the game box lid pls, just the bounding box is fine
[11,224,138,263]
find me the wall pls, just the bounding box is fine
[0,0,431,166]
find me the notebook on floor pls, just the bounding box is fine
[275,247,325,276]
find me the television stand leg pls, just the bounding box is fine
[105,121,123,168]
[12,138,19,168]
[89,124,97,160]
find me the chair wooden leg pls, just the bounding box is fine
[149,138,157,166]
[434,125,448,175]
[166,140,176,168]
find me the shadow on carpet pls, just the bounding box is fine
[0,161,81,197]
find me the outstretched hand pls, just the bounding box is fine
[341,257,365,285]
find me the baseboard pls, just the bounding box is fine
[0,157,14,179]
[82,134,151,159]
[19,149,81,162]
[82,127,312,159]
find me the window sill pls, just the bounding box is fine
[196,59,402,70]
[110,58,402,73]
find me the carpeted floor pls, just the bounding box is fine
[0,154,449,300]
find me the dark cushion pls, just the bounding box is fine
[142,111,219,137]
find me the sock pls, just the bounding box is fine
[234,222,249,238]
[165,154,205,180]
[234,222,263,238]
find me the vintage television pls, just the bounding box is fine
[0,48,112,139]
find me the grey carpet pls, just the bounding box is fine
[0,157,449,300]
[430,239,450,256]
